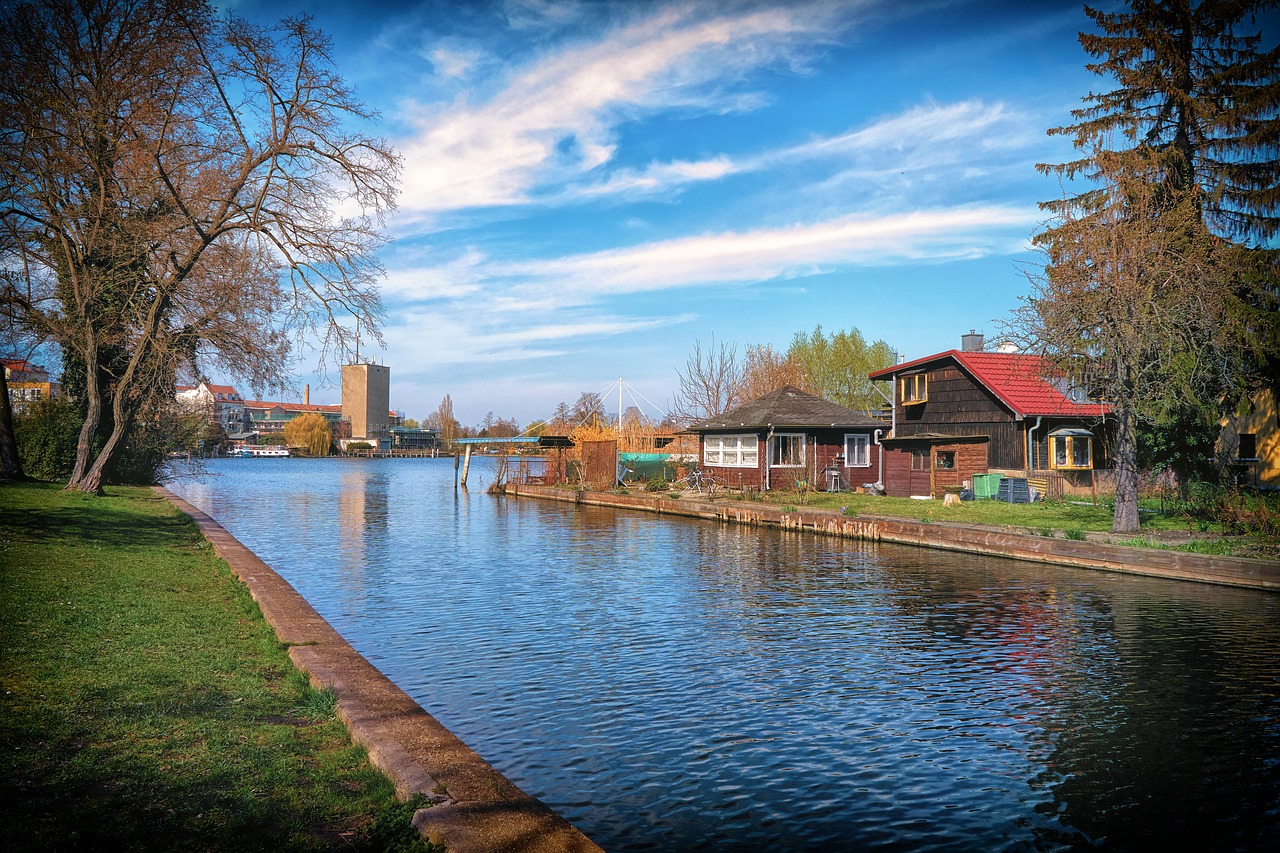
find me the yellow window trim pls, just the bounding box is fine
[900,374,928,405]
[1049,435,1094,471]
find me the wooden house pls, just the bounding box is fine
[685,385,885,492]
[867,336,1111,498]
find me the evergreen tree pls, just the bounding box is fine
[1044,0,1280,242]
[1023,0,1279,532]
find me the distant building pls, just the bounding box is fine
[243,399,345,436]
[342,362,391,444]
[3,358,61,412]
[176,382,247,434]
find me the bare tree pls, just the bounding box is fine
[0,0,398,492]
[672,338,743,424]
[737,344,812,403]
[430,394,459,445]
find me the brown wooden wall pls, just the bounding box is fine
[894,365,1026,469]
[882,439,989,498]
[700,428,882,492]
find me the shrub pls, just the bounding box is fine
[646,476,668,492]
[12,396,81,481]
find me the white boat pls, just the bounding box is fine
[238,446,290,458]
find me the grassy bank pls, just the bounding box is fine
[634,484,1279,559]
[0,481,434,852]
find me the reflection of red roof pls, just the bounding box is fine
[869,350,1111,418]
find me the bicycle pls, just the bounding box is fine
[681,467,720,497]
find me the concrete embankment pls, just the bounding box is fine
[501,484,1280,593]
[158,487,603,853]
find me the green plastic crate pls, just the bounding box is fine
[972,473,1003,499]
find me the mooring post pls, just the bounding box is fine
[461,444,472,487]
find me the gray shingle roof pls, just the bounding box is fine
[687,385,884,431]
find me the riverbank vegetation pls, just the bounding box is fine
[0,482,434,852]
[636,478,1280,560]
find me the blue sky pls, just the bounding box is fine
[228,0,1105,426]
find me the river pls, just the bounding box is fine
[168,456,1280,852]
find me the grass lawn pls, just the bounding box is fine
[0,481,434,852]
[645,482,1278,559]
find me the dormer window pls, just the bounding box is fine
[900,374,927,405]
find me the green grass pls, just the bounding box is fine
[0,482,438,852]
[758,489,1185,532]
[738,489,1277,558]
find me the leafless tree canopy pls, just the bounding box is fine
[0,0,400,491]
[737,344,811,403]
[671,338,743,424]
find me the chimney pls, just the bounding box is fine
[304,384,310,405]
[961,330,984,352]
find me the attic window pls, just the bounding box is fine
[901,374,927,405]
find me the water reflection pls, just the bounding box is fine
[170,458,1280,852]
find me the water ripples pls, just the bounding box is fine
[171,458,1280,852]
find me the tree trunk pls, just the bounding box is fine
[1111,398,1141,534]
[76,407,131,494]
[0,367,27,481]
[66,341,103,492]
[67,289,170,493]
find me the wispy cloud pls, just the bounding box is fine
[490,204,1038,300]
[393,0,860,222]
[569,99,1038,202]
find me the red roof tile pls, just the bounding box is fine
[243,399,342,414]
[869,349,1110,418]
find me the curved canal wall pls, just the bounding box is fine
[500,484,1280,593]
[157,487,603,853]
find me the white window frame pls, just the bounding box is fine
[769,433,806,467]
[703,433,758,468]
[844,433,871,467]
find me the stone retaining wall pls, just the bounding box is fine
[502,484,1280,592]
[158,487,603,853]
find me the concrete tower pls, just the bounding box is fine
[342,362,390,443]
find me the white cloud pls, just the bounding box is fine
[394,1,858,220]
[560,99,1034,202]
[429,47,481,79]
[489,204,1038,300]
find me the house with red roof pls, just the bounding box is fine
[3,358,60,412]
[866,333,1112,499]
[176,382,247,434]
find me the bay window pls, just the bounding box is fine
[1049,429,1094,470]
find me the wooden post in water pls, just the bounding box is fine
[461,444,473,487]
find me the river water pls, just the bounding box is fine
[168,457,1280,852]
